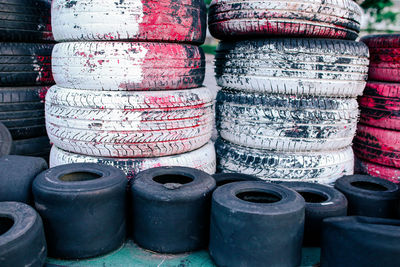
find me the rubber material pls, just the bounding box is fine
[131,166,215,253]
[321,216,400,267]
[0,122,12,156]
[209,0,362,40]
[278,181,347,246]
[10,136,51,161]
[52,42,205,91]
[216,139,354,185]
[209,181,305,267]
[335,174,399,218]
[217,90,359,151]
[215,38,369,96]
[212,172,260,186]
[52,0,206,44]
[49,142,216,179]
[0,201,47,267]
[356,158,400,183]
[33,163,127,259]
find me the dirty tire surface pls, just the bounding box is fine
[0,122,12,156]
[11,136,51,159]
[356,157,400,183]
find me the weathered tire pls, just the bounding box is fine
[361,34,400,83]
[215,38,369,96]
[10,136,51,161]
[0,202,47,267]
[0,0,53,42]
[52,42,205,91]
[353,124,400,168]
[217,90,359,152]
[46,86,214,158]
[51,0,206,44]
[0,43,53,86]
[216,139,354,185]
[209,0,362,40]
[0,122,12,156]
[356,157,400,183]
[50,142,216,179]
[359,81,400,131]
[212,172,260,187]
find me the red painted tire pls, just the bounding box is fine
[361,34,400,83]
[356,158,400,183]
[51,0,206,44]
[359,81,400,130]
[353,124,400,169]
[208,0,362,40]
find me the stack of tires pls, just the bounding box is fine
[354,35,400,183]
[0,0,54,159]
[209,0,370,184]
[47,0,216,178]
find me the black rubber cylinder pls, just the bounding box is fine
[209,181,305,267]
[335,175,399,218]
[0,201,47,267]
[131,166,216,253]
[212,172,260,187]
[32,163,127,259]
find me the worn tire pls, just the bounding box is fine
[356,157,400,183]
[0,0,53,42]
[52,42,205,91]
[215,38,369,96]
[0,122,12,156]
[353,124,400,169]
[212,172,260,187]
[50,142,216,179]
[52,0,206,44]
[0,43,53,86]
[216,139,354,185]
[217,90,359,152]
[10,136,51,161]
[209,0,362,40]
[359,81,400,131]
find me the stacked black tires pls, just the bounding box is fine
[0,0,54,159]
[354,35,400,183]
[48,0,215,178]
[210,0,369,184]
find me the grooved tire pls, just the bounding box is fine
[45,86,214,158]
[49,142,216,179]
[361,34,400,83]
[215,38,369,96]
[52,42,205,91]
[217,90,359,152]
[0,43,54,86]
[0,0,53,42]
[353,124,400,169]
[359,81,400,131]
[216,139,354,185]
[209,0,362,40]
[356,157,400,183]
[51,0,206,44]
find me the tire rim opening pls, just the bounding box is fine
[0,217,14,236]
[60,171,102,182]
[236,191,282,203]
[298,191,328,203]
[153,174,193,185]
[351,181,388,191]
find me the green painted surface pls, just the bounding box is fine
[46,240,320,267]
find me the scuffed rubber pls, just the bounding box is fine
[50,142,216,179]
[52,42,205,91]
[0,122,12,156]
[356,157,400,183]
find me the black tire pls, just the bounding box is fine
[131,166,216,253]
[0,155,47,203]
[0,43,54,86]
[278,181,347,246]
[11,136,51,162]
[0,122,12,156]
[321,216,400,267]
[32,163,127,259]
[212,172,260,187]
[209,181,305,267]
[334,174,399,218]
[0,201,47,267]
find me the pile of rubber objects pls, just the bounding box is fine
[46,0,216,178]
[210,0,370,184]
[1,157,400,267]
[354,34,400,182]
[0,0,54,159]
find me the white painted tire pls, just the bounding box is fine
[52,42,205,91]
[216,139,354,185]
[45,85,214,158]
[215,38,369,96]
[217,90,359,152]
[50,142,216,179]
